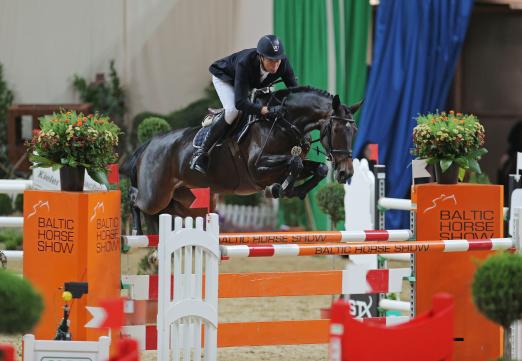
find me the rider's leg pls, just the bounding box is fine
[212,75,239,124]
[190,76,236,174]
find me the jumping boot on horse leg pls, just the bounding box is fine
[190,112,230,175]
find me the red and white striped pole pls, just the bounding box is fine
[220,238,514,258]
[122,229,412,248]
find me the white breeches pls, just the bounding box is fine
[212,75,239,124]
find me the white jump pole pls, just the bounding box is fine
[378,197,413,211]
[1,250,23,260]
[0,180,32,193]
[380,254,411,262]
[0,216,23,227]
[379,299,411,312]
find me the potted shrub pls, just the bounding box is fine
[472,252,522,361]
[412,111,487,184]
[26,110,121,191]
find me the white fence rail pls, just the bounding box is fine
[216,202,277,230]
[0,179,32,194]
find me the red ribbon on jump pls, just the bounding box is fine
[190,187,211,213]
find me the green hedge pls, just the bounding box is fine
[0,269,43,334]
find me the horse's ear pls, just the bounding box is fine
[349,99,364,114]
[332,95,341,110]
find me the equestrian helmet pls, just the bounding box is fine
[257,35,285,60]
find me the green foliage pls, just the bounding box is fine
[472,252,522,328]
[316,183,345,229]
[0,63,14,178]
[130,112,165,148]
[0,194,13,216]
[0,269,44,334]
[467,171,491,184]
[26,110,122,186]
[412,111,487,173]
[137,117,171,144]
[72,60,125,125]
[279,197,307,228]
[138,249,158,275]
[472,252,522,360]
[14,194,23,213]
[129,83,220,147]
[223,193,262,206]
[168,95,220,130]
[0,228,22,250]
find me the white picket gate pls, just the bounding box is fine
[157,213,220,361]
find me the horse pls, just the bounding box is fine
[121,86,360,234]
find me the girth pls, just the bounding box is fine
[225,140,262,194]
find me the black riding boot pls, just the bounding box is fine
[190,113,230,174]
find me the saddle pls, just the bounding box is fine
[192,108,257,149]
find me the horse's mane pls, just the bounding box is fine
[272,86,334,100]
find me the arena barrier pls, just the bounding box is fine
[120,214,414,354]
[0,180,28,229]
[120,209,521,359]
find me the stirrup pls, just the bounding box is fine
[190,153,208,174]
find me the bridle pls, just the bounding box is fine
[320,115,356,164]
[257,91,357,166]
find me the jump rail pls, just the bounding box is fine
[220,238,514,258]
[122,229,412,248]
[0,179,32,193]
[0,216,23,227]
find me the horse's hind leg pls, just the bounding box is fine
[143,213,159,235]
[129,186,143,235]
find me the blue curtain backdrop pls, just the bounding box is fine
[354,0,474,228]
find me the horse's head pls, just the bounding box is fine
[268,87,361,183]
[319,95,361,183]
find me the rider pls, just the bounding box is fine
[190,34,298,174]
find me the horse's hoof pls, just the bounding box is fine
[264,183,281,198]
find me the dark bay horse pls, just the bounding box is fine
[121,86,360,234]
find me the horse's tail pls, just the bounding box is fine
[120,140,151,186]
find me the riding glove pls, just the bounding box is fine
[265,105,282,120]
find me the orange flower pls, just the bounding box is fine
[78,121,83,126]
[449,110,455,115]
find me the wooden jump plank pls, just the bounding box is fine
[217,320,330,347]
[219,271,342,298]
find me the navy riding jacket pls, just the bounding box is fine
[209,48,298,115]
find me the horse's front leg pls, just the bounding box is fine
[280,154,304,197]
[291,160,329,199]
[254,154,303,198]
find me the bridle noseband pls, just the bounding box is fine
[320,115,356,163]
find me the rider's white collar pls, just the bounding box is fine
[260,64,269,83]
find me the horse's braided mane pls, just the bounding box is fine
[273,86,334,99]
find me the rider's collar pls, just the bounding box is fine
[259,63,269,83]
